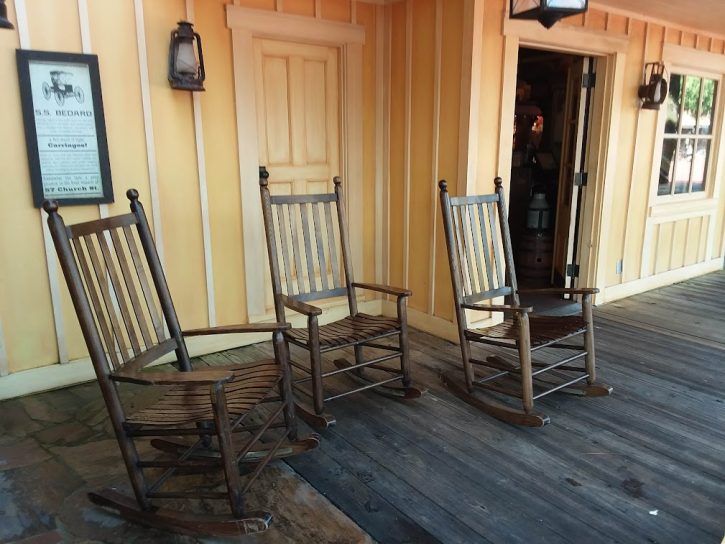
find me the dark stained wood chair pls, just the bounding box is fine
[259,166,423,429]
[42,190,318,537]
[438,178,611,427]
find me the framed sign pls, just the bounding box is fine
[16,50,113,207]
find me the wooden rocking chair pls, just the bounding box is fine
[43,190,318,537]
[259,166,423,429]
[438,178,611,427]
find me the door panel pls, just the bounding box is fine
[253,38,341,313]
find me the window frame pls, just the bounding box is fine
[650,63,723,205]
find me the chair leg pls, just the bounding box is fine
[397,299,412,387]
[461,339,475,393]
[308,317,325,416]
[211,382,245,519]
[274,333,298,441]
[583,294,596,385]
[517,317,534,414]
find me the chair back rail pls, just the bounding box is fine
[439,178,521,324]
[259,167,357,318]
[43,190,191,378]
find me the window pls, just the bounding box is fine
[658,73,718,196]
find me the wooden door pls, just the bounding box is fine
[551,57,594,290]
[253,39,341,312]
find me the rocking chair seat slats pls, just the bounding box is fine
[125,361,282,426]
[466,315,587,347]
[285,314,401,348]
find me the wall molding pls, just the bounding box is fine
[186,0,216,328]
[603,258,723,303]
[133,0,165,265]
[427,0,442,315]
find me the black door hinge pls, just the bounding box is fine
[574,172,588,186]
[582,73,596,88]
[566,264,580,278]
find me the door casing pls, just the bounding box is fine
[227,5,365,320]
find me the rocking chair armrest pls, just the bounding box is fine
[111,368,235,386]
[183,322,291,337]
[352,282,412,298]
[279,294,322,316]
[517,287,599,296]
[461,302,533,314]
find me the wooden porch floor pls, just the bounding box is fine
[271,271,724,544]
[1,272,722,543]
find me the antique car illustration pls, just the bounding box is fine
[42,71,84,106]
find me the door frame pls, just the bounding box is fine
[497,17,629,304]
[227,5,365,319]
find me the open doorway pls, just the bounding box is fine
[508,47,596,313]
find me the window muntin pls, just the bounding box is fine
[658,73,718,196]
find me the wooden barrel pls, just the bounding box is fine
[516,231,553,281]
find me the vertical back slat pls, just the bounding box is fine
[110,229,153,348]
[288,204,306,294]
[299,203,317,292]
[477,202,494,292]
[84,234,131,361]
[311,202,329,291]
[452,205,471,295]
[123,226,164,342]
[324,201,341,289]
[96,231,141,357]
[72,237,121,370]
[467,204,485,293]
[275,204,294,295]
[461,206,479,293]
[488,201,504,288]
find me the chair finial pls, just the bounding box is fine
[494,177,503,188]
[259,166,269,186]
[126,188,140,201]
[333,176,342,186]
[438,180,448,192]
[42,200,59,214]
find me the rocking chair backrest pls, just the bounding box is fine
[43,190,191,382]
[259,166,357,318]
[439,178,520,320]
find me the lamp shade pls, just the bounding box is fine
[0,0,14,30]
[510,0,588,28]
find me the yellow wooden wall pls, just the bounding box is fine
[0,0,379,377]
[386,0,725,334]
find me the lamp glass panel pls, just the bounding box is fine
[681,76,701,135]
[673,137,694,194]
[690,139,709,192]
[657,139,676,195]
[545,0,586,8]
[698,78,717,135]
[512,0,539,15]
[665,73,683,134]
[175,40,198,75]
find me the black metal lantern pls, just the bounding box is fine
[638,62,668,111]
[168,21,205,91]
[0,0,15,30]
[510,0,588,29]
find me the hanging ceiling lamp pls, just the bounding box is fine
[510,0,588,29]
